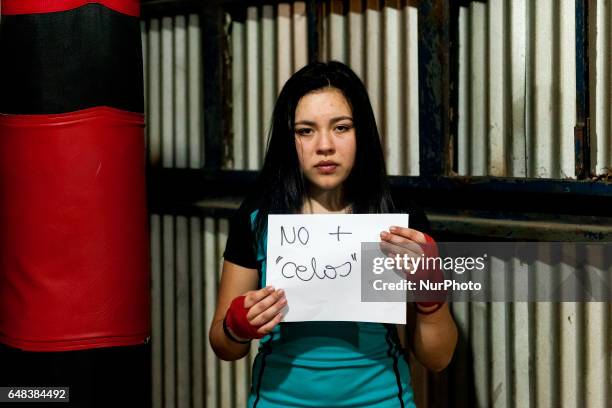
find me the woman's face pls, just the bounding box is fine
[294,87,356,196]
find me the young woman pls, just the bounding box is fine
[209,61,457,407]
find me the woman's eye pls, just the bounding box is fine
[296,128,313,136]
[336,124,353,133]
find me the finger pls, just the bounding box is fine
[379,236,423,256]
[380,230,419,248]
[380,240,422,257]
[244,286,275,309]
[257,310,284,336]
[388,226,426,244]
[250,293,288,326]
[247,289,284,320]
[379,241,395,257]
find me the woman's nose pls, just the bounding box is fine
[316,131,335,155]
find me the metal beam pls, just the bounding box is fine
[418,0,452,176]
[575,0,591,179]
[141,0,203,19]
[307,0,319,63]
[148,169,612,217]
[202,1,230,170]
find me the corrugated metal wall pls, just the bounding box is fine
[450,270,611,407]
[141,3,611,408]
[458,0,576,178]
[142,15,204,169]
[319,0,420,176]
[594,0,612,175]
[229,2,309,170]
[149,215,258,408]
[142,15,257,408]
[453,3,611,403]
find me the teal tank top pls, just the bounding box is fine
[247,212,416,408]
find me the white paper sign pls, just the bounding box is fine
[266,213,409,324]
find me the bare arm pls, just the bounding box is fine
[382,227,458,372]
[208,260,286,361]
[406,303,457,372]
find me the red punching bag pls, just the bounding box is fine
[0,0,150,404]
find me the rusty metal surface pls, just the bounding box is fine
[418,0,452,176]
[575,0,591,179]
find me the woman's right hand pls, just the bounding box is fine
[225,286,287,341]
[245,286,287,335]
[211,261,285,360]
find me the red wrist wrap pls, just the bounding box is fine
[415,233,446,312]
[225,295,265,340]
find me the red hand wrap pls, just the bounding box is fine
[225,295,265,340]
[414,233,446,313]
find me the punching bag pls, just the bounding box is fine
[0,0,150,405]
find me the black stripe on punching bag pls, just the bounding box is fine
[0,3,144,115]
[0,342,151,408]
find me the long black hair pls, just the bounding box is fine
[253,61,394,239]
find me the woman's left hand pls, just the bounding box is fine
[379,226,445,306]
[379,226,427,274]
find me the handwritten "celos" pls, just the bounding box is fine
[275,255,356,281]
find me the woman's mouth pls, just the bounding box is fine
[315,161,338,174]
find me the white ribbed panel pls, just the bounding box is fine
[532,0,556,178]
[458,1,576,178]
[533,247,557,408]
[457,6,469,176]
[161,18,174,168]
[559,244,580,408]
[321,0,420,176]
[383,1,402,175]
[465,2,487,176]
[261,5,276,158]
[404,5,420,176]
[348,0,364,79]
[490,258,510,407]
[203,218,218,408]
[584,245,608,407]
[229,3,308,170]
[558,0,577,179]
[560,301,581,408]
[277,4,292,91]
[471,301,490,407]
[217,220,233,408]
[246,7,261,170]
[487,0,507,176]
[292,2,308,70]
[148,215,257,408]
[162,215,175,407]
[594,0,612,175]
[147,19,162,167]
[189,217,204,408]
[512,265,533,408]
[150,215,163,408]
[509,0,527,177]
[174,17,188,169]
[365,0,383,153]
[142,16,203,169]
[329,0,347,61]
[451,251,611,408]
